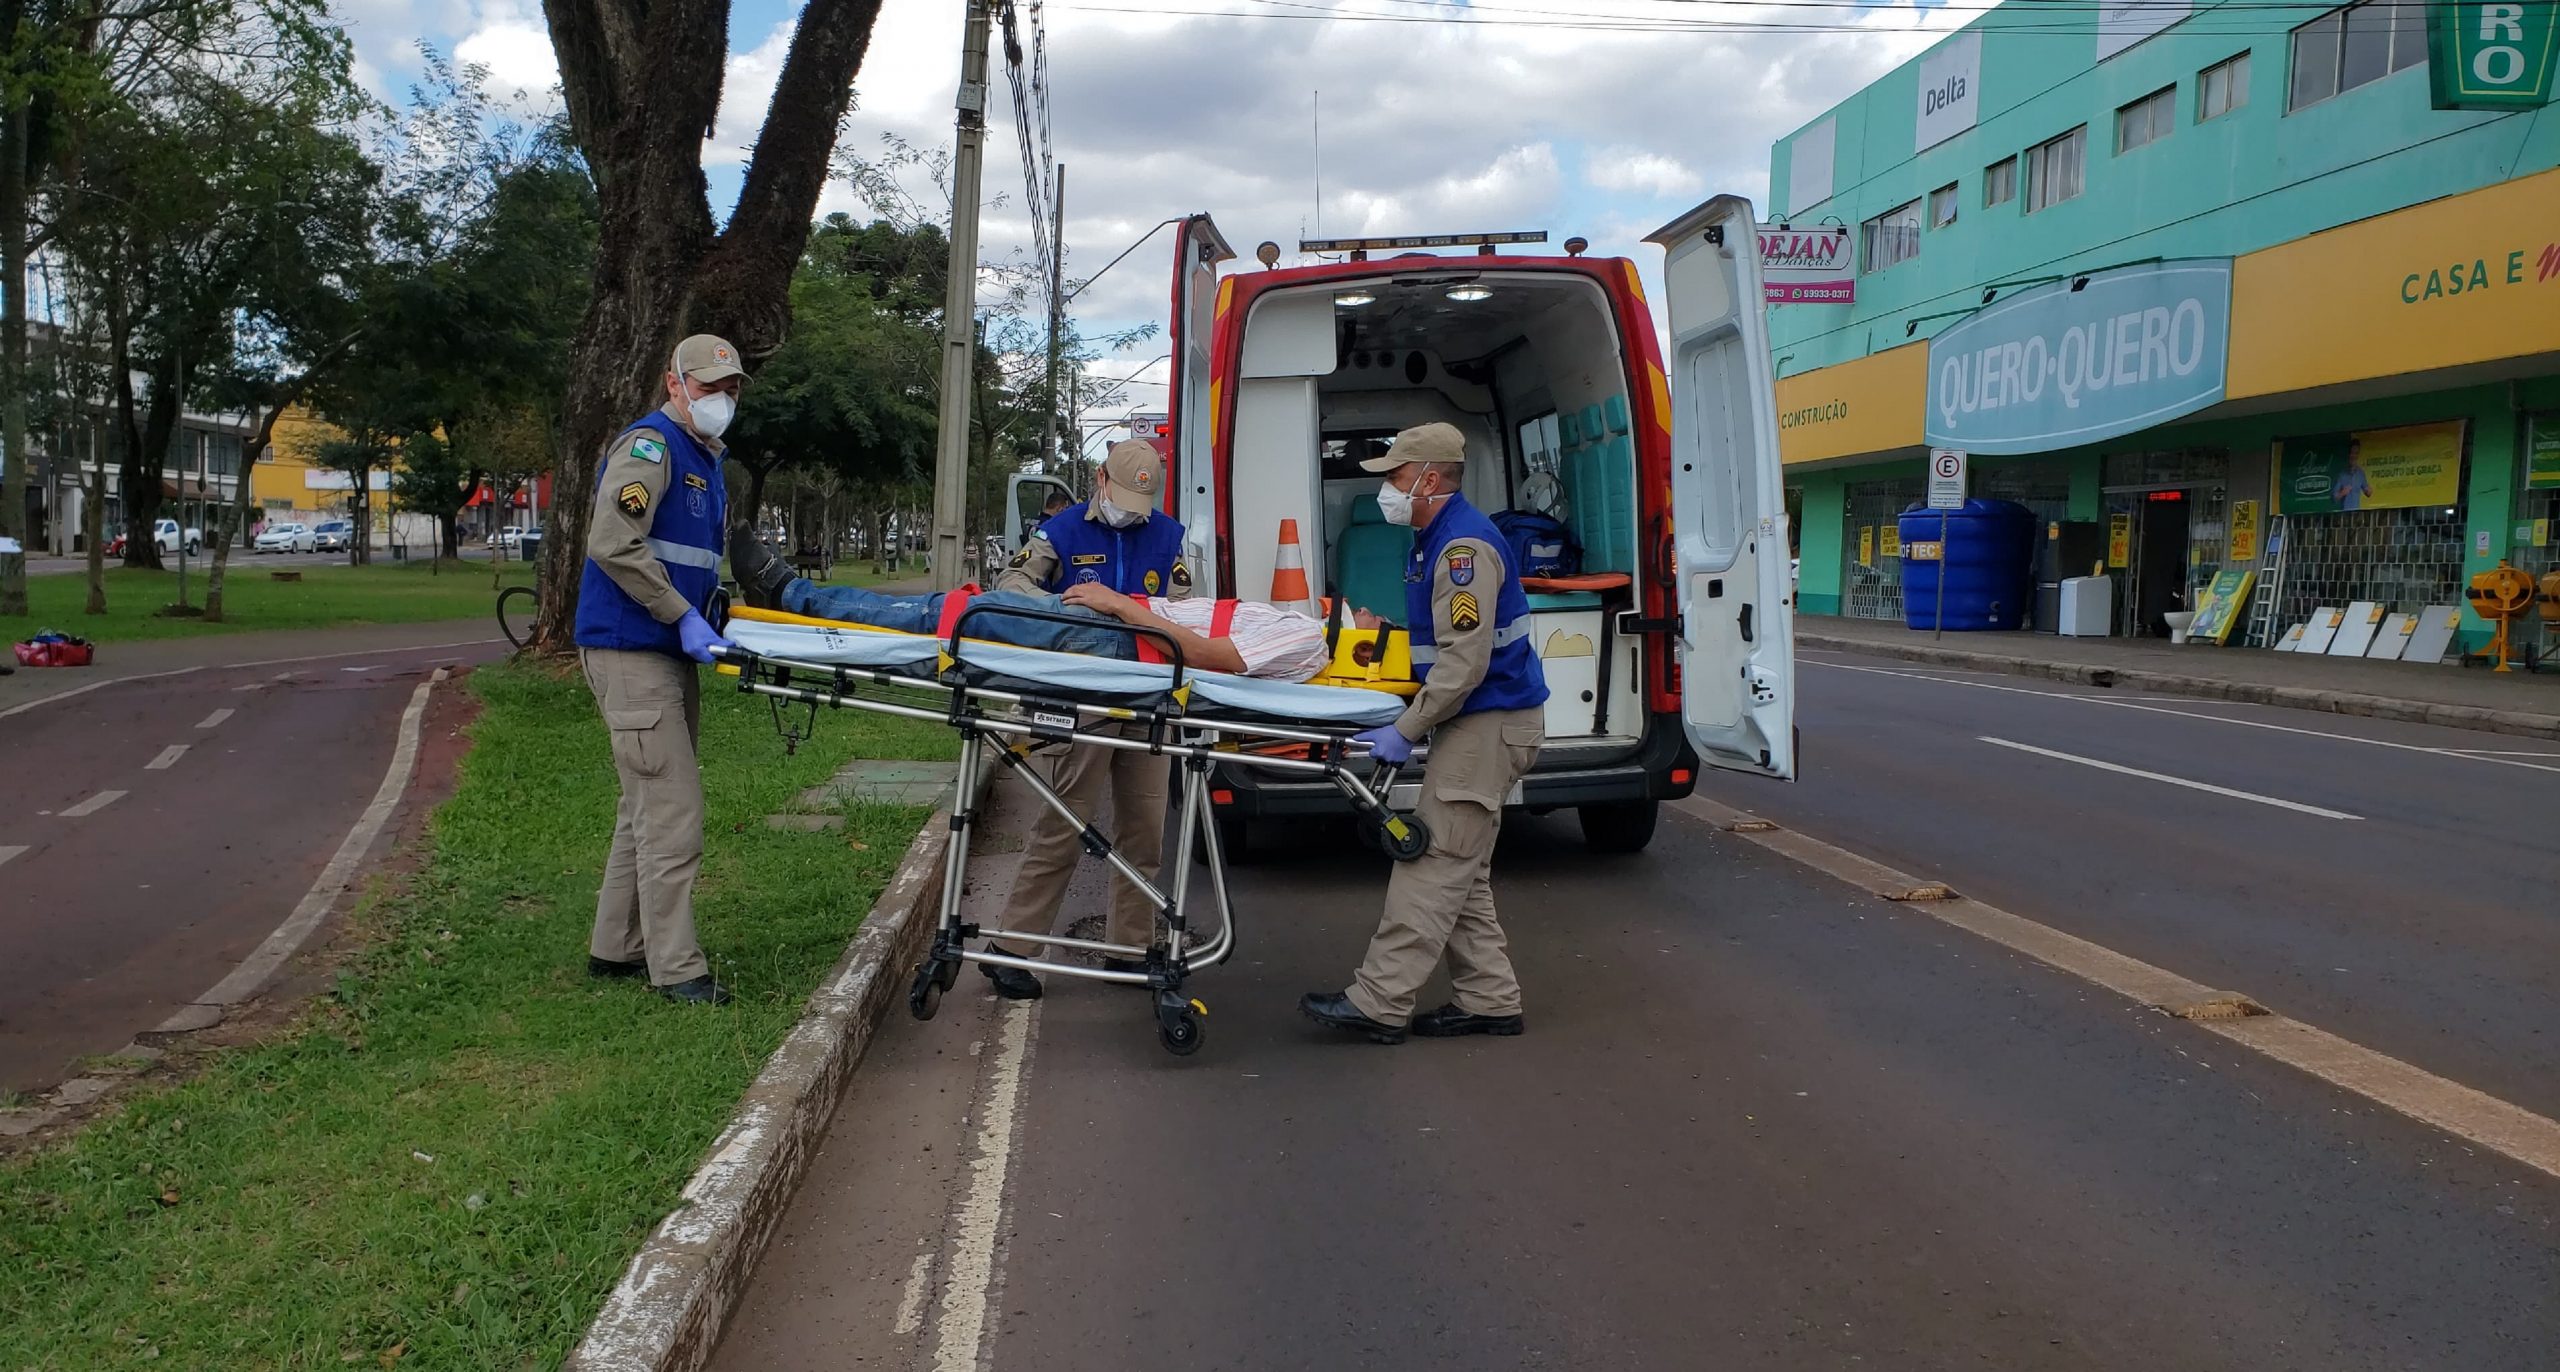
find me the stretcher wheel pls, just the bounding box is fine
[1154,991,1205,1057]
[908,961,943,1021]
[933,956,961,991]
[1374,811,1432,863]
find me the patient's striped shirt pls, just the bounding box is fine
[1144,599,1332,681]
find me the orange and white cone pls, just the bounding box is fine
[1270,518,1317,616]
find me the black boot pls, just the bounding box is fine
[1411,1003,1524,1038]
[658,974,733,1006]
[587,955,649,981]
[981,962,1043,1000]
[727,525,794,609]
[1299,991,1406,1044]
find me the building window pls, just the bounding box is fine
[2289,1,2424,111]
[1860,199,1923,271]
[1928,181,1959,228]
[1984,155,2018,208]
[2116,85,2177,152]
[2024,126,2086,212]
[2199,52,2250,120]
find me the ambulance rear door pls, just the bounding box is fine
[1164,214,1234,597]
[1644,195,1796,781]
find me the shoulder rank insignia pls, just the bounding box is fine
[617,481,650,518]
[1449,589,1482,631]
[1170,559,1192,591]
[1009,544,1034,567]
[1445,545,1475,587]
[629,435,666,464]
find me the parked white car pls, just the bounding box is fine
[256,522,315,553]
[311,520,352,553]
[153,518,202,555]
[497,526,535,548]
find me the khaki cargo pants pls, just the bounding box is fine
[582,647,709,986]
[1347,706,1543,1026]
[996,723,1170,956]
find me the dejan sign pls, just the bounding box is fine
[1925,259,2232,456]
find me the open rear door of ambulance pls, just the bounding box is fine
[1645,195,1796,781]
[1163,214,1234,596]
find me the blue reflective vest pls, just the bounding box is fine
[1032,503,1187,597]
[574,411,726,656]
[1405,493,1547,716]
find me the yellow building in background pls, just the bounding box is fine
[252,407,398,525]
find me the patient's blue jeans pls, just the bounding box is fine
[779,580,1136,659]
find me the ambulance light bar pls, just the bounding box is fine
[1298,231,1548,254]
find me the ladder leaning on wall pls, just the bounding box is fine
[2244,516,2289,649]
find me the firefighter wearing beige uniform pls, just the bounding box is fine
[571,334,745,1006]
[977,441,1192,999]
[1302,422,1548,1044]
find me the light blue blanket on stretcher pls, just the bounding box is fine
[724,619,1404,728]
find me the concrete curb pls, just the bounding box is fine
[564,802,957,1372]
[1798,633,2560,742]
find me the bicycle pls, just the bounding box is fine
[497,583,539,649]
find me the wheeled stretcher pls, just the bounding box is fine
[712,600,1428,1056]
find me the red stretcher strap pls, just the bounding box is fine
[933,584,981,639]
[1520,573,1633,593]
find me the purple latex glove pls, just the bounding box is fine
[1353,723,1413,765]
[676,609,735,664]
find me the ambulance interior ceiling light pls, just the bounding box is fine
[1334,289,1377,307]
[1445,283,1494,302]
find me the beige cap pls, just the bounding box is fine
[1101,439,1165,511]
[672,333,747,384]
[1360,421,1466,472]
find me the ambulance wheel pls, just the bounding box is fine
[908,962,943,1020]
[1154,991,1205,1057]
[1578,799,1659,854]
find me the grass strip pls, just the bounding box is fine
[0,658,953,1369]
[18,562,536,644]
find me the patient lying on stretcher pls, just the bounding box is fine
[736,541,1335,681]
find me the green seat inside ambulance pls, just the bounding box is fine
[1558,397,1636,575]
[1332,494,1412,619]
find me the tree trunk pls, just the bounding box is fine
[82,417,106,614]
[206,390,306,621]
[0,95,29,617]
[121,353,176,571]
[527,0,885,652]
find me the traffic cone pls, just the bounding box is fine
[1270,518,1317,616]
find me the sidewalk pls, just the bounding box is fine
[0,619,505,717]
[1797,615,2560,740]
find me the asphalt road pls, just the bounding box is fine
[713,756,2560,1370]
[0,630,506,1095]
[1707,652,2560,1122]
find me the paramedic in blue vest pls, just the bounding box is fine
[573,333,743,1007]
[1303,421,1547,1044]
[977,439,1192,999]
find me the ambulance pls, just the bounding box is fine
[1014,196,1795,854]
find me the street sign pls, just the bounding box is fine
[2429,0,2559,110]
[1927,448,1968,510]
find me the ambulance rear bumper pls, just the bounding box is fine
[1210,710,1697,819]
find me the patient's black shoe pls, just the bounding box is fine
[981,963,1043,1000]
[728,526,794,609]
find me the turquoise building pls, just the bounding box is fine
[1764,0,2560,651]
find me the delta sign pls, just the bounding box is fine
[1924,259,2232,455]
[1757,224,1854,305]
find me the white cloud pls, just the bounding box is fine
[1585,148,1704,199]
[453,19,559,104]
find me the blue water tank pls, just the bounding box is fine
[1899,499,2035,631]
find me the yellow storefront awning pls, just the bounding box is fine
[1775,342,1927,465]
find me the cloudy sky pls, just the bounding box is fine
[332,0,1963,434]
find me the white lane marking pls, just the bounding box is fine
[892,1246,936,1337]
[58,790,126,818]
[1809,658,2560,775]
[193,670,443,1007]
[1680,795,2560,1183]
[2444,747,2560,758]
[0,845,26,869]
[929,1002,1038,1372]
[0,669,199,721]
[195,708,234,729]
[145,745,189,770]
[1979,736,2362,820]
[338,665,381,673]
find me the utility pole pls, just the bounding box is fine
[929,0,993,592]
[1038,162,1068,475]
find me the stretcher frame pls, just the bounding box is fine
[713,601,1425,1056]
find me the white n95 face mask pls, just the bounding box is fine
[1097,497,1146,529]
[687,391,735,439]
[1375,478,1416,527]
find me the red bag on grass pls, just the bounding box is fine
[13,631,95,667]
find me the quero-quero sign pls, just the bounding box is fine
[2428,0,2560,110]
[1924,259,2232,456]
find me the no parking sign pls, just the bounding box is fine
[1927,448,1968,510]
